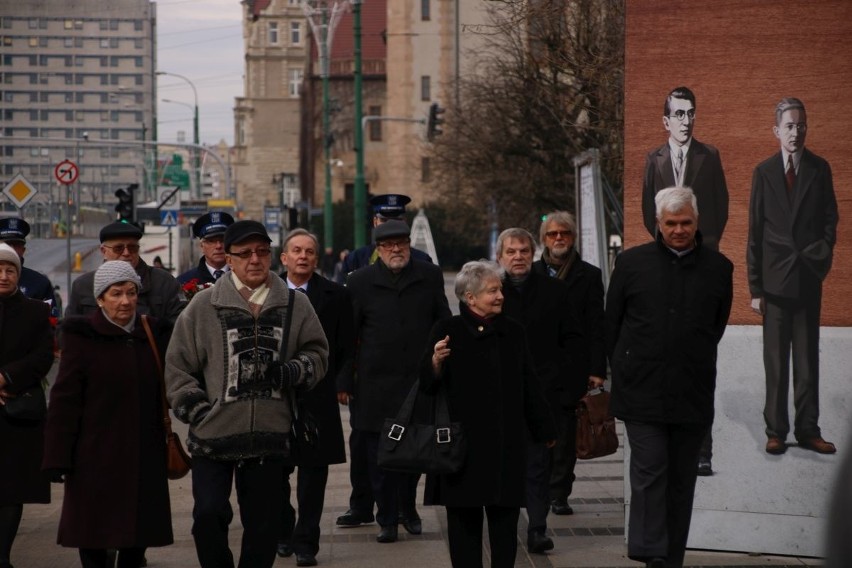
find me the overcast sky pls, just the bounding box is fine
[155,0,244,147]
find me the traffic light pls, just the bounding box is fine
[427,102,445,141]
[115,184,138,222]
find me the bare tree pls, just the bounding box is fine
[428,0,624,233]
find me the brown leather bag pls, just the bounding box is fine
[142,315,192,480]
[575,387,619,460]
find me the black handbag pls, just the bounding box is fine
[378,380,466,475]
[1,382,47,422]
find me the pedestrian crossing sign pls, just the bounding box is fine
[160,210,178,227]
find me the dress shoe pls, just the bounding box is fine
[296,552,318,567]
[799,437,836,454]
[398,511,422,535]
[696,458,713,476]
[646,558,667,568]
[276,542,294,557]
[527,530,554,554]
[376,525,398,543]
[765,437,787,455]
[336,509,375,527]
[550,499,574,515]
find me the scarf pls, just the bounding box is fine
[541,247,578,281]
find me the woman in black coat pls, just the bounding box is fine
[423,261,555,568]
[0,244,54,568]
[43,261,173,568]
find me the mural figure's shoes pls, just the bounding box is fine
[296,553,318,567]
[765,437,787,454]
[376,525,398,543]
[798,437,836,454]
[645,558,667,568]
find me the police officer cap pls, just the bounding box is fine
[373,220,410,243]
[0,217,30,243]
[193,211,235,239]
[370,194,411,219]
[99,221,144,242]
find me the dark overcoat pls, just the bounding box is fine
[0,291,54,505]
[421,309,556,507]
[501,271,585,411]
[43,311,173,549]
[345,259,451,432]
[290,272,353,466]
[606,234,733,425]
[178,256,221,286]
[533,257,607,399]
[341,244,433,275]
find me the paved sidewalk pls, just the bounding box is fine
[13,402,822,568]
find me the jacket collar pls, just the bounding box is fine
[211,270,290,312]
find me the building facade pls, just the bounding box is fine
[0,0,156,235]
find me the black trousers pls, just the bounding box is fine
[347,428,375,515]
[79,547,144,568]
[525,442,550,532]
[191,456,285,568]
[281,463,328,555]
[624,421,708,568]
[445,506,519,568]
[549,408,578,502]
[763,292,822,441]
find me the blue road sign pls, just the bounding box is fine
[160,210,178,227]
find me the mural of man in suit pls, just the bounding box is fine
[747,97,838,456]
[642,86,729,476]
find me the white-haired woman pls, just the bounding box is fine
[43,261,173,567]
[422,260,556,568]
[0,244,54,568]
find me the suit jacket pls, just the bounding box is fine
[642,138,729,250]
[747,148,838,300]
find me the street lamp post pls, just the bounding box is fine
[156,71,201,199]
[351,0,365,248]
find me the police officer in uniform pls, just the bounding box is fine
[178,212,235,285]
[0,218,55,307]
[339,194,431,275]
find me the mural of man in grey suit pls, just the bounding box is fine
[642,86,729,476]
[747,97,839,456]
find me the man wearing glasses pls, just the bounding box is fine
[747,98,838,457]
[166,220,328,568]
[641,86,729,476]
[343,220,451,543]
[65,221,185,323]
[178,211,235,286]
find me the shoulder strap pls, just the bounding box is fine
[141,315,173,436]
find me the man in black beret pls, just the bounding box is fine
[339,194,432,276]
[178,212,235,287]
[65,221,186,323]
[0,217,56,309]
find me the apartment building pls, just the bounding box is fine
[0,0,156,233]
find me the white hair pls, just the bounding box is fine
[655,186,698,218]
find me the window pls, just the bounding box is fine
[39,37,48,47]
[75,55,84,67]
[369,105,382,141]
[65,19,74,30]
[268,22,279,45]
[134,57,142,67]
[109,20,119,31]
[39,55,48,66]
[290,22,301,45]
[64,56,72,66]
[421,157,431,183]
[3,37,11,46]
[64,37,73,48]
[288,69,303,97]
[134,20,143,31]
[100,38,109,48]
[29,19,38,29]
[74,20,83,30]
[110,56,119,67]
[75,37,83,47]
[30,147,40,157]
[75,93,83,103]
[29,37,38,47]
[420,75,430,101]
[75,74,84,85]
[134,38,143,49]
[99,20,108,31]
[2,92,11,102]
[39,92,48,102]
[421,0,431,21]
[110,38,119,48]
[65,110,73,121]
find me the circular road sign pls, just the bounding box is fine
[54,160,80,185]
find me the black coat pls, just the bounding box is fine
[421,309,556,507]
[345,259,451,432]
[0,291,54,505]
[43,312,173,548]
[501,271,585,410]
[286,272,353,466]
[606,234,733,425]
[533,257,607,384]
[341,244,432,275]
[177,256,220,286]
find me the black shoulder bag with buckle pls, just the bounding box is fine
[378,379,466,475]
[283,289,320,461]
